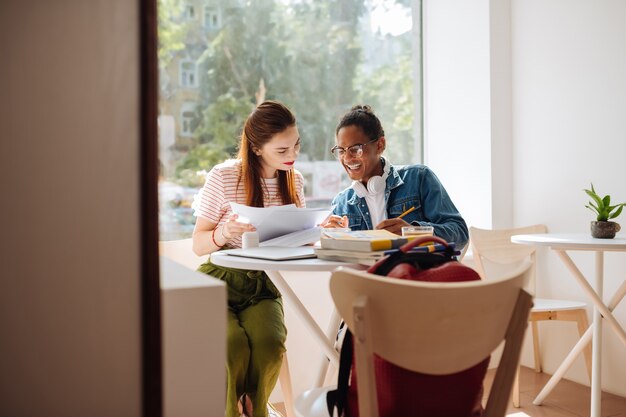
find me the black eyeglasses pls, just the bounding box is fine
[330,138,378,159]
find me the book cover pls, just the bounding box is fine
[320,229,409,252]
[314,247,389,259]
[314,253,379,266]
[315,243,460,265]
[223,246,316,261]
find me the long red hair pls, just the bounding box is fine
[237,101,301,207]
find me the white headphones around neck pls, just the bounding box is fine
[352,157,390,198]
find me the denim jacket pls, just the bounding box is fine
[330,163,469,248]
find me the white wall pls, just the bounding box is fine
[512,0,626,396]
[423,0,515,230]
[0,1,144,414]
[424,0,626,397]
[423,0,494,229]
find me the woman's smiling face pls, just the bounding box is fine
[335,125,385,184]
[256,125,301,178]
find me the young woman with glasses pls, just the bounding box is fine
[323,104,469,249]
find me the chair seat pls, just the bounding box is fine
[532,297,586,312]
[295,386,335,417]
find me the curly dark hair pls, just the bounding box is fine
[335,104,385,141]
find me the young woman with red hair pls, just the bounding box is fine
[192,101,303,417]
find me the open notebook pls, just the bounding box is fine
[221,246,317,261]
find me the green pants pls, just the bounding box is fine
[199,258,287,417]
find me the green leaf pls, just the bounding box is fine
[609,205,624,219]
[607,203,625,213]
[586,205,598,215]
[584,188,603,208]
[588,201,599,212]
[602,195,611,207]
[598,206,611,220]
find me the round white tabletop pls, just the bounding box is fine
[210,250,363,271]
[512,233,626,251]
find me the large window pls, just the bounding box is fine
[157,0,421,240]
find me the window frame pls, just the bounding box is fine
[178,60,197,88]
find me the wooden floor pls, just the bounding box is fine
[484,366,626,417]
[275,366,626,417]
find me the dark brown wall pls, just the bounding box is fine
[0,1,159,415]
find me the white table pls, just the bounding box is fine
[511,233,626,417]
[210,251,364,417]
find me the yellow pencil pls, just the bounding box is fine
[398,206,416,219]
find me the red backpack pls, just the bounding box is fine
[327,236,488,417]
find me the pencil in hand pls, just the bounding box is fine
[398,206,416,219]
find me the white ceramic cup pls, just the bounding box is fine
[241,231,259,249]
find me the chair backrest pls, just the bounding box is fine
[159,238,208,270]
[470,224,546,294]
[329,264,533,417]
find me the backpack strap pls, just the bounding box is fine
[326,329,353,417]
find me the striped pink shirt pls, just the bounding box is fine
[193,159,306,248]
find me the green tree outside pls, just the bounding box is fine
[160,0,415,185]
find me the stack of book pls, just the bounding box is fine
[314,230,408,265]
[315,229,455,265]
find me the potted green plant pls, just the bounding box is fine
[584,183,625,238]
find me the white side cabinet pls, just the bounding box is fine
[160,257,226,417]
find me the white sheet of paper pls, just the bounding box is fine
[230,202,329,242]
[229,203,297,226]
[260,227,322,247]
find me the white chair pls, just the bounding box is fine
[159,238,209,268]
[470,225,591,408]
[296,264,533,417]
[159,239,296,417]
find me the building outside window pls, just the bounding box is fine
[179,102,196,137]
[204,7,220,31]
[179,60,197,88]
[183,4,195,20]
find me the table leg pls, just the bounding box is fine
[265,270,340,369]
[313,307,342,388]
[279,355,296,417]
[591,251,603,417]
[533,278,626,405]
[266,270,340,417]
[554,251,626,345]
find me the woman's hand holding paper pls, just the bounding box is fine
[222,213,257,239]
